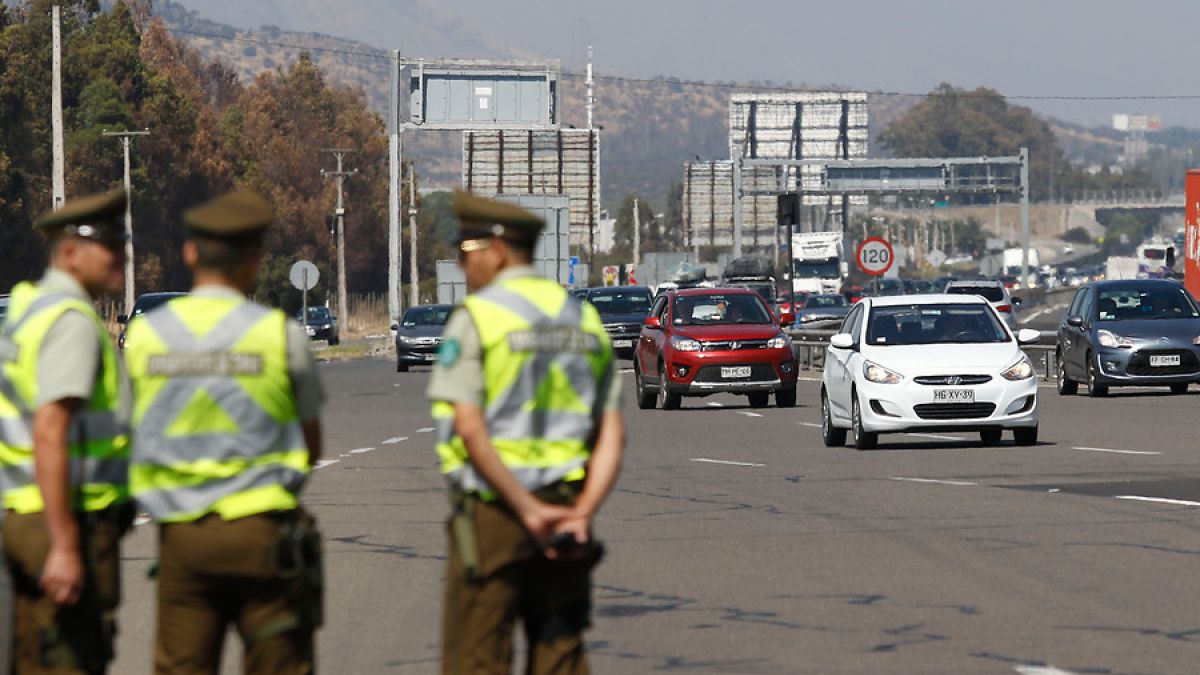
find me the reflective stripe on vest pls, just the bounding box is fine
[433,277,612,498]
[127,297,308,522]
[0,282,130,513]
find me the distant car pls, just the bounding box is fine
[583,286,653,358]
[117,292,188,350]
[795,294,850,326]
[634,288,797,409]
[944,279,1019,330]
[821,294,1041,449]
[865,278,907,297]
[1056,280,1200,396]
[393,304,452,372]
[300,306,339,345]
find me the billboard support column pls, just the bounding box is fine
[1185,169,1200,299]
[388,49,403,322]
[1019,147,1031,287]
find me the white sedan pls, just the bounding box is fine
[820,294,1042,450]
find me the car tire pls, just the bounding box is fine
[396,362,408,373]
[851,393,877,451]
[775,385,797,408]
[1056,350,1077,395]
[634,362,656,410]
[748,392,770,408]
[1171,383,1188,395]
[821,391,846,447]
[328,334,340,346]
[1086,353,1108,398]
[1013,426,1038,446]
[980,429,1003,446]
[658,367,681,410]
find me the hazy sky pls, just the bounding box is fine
[182,0,1200,128]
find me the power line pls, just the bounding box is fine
[166,26,1200,102]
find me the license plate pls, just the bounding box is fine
[424,353,437,362]
[721,366,752,379]
[1150,354,1181,367]
[612,339,633,348]
[305,326,316,336]
[933,389,975,403]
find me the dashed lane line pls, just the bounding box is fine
[1015,666,1078,675]
[382,436,408,444]
[1116,495,1200,507]
[349,447,376,454]
[416,427,435,433]
[314,459,340,470]
[1074,446,1160,456]
[799,422,822,428]
[739,411,763,418]
[890,476,978,487]
[690,458,766,468]
[904,432,964,441]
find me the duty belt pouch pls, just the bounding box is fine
[277,510,325,630]
[450,493,482,581]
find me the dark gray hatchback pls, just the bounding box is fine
[1056,280,1200,396]
[393,304,453,372]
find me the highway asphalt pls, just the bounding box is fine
[108,355,1200,674]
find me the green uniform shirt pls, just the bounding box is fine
[188,285,325,421]
[427,265,622,410]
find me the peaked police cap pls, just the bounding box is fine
[183,190,274,238]
[451,190,543,244]
[33,188,126,232]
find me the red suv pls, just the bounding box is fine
[634,288,798,410]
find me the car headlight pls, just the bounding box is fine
[1097,329,1133,349]
[1001,355,1034,381]
[399,335,418,345]
[863,360,903,384]
[767,333,791,349]
[322,323,332,329]
[671,336,702,352]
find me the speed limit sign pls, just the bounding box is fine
[856,237,894,277]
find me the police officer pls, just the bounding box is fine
[124,190,325,674]
[0,189,132,674]
[428,192,626,675]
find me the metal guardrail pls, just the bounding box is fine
[787,328,1062,382]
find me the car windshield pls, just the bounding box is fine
[132,294,184,317]
[1096,286,1200,321]
[305,307,332,321]
[587,290,652,316]
[946,285,1005,302]
[673,293,772,325]
[806,295,847,308]
[402,306,451,327]
[794,260,841,278]
[866,303,1009,345]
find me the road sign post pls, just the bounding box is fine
[290,260,320,332]
[856,237,894,296]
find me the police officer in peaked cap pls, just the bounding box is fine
[124,190,326,674]
[1,189,134,673]
[427,191,626,674]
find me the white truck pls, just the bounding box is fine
[791,232,846,295]
[1105,256,1140,281]
[1002,247,1040,277]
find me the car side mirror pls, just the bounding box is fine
[116,314,128,324]
[1067,315,1084,327]
[1016,328,1041,345]
[829,333,855,350]
[1011,297,1023,307]
[643,316,662,329]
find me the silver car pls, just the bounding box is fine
[944,280,1019,330]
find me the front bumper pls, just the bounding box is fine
[306,325,335,340]
[397,338,442,364]
[1092,346,1200,386]
[856,374,1038,434]
[603,323,643,358]
[663,347,797,396]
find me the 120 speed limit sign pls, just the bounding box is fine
[856,237,894,277]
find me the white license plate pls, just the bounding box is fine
[305,326,316,336]
[424,353,437,362]
[1150,354,1181,367]
[612,339,633,348]
[721,366,752,379]
[933,389,975,403]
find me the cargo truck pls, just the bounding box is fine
[791,232,846,295]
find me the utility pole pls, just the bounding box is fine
[632,197,640,272]
[408,163,418,307]
[50,5,65,209]
[102,128,150,316]
[321,149,357,325]
[388,49,404,323]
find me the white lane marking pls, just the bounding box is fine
[904,432,963,441]
[690,458,766,467]
[890,476,978,487]
[799,422,822,428]
[707,402,725,408]
[133,513,152,528]
[382,436,408,444]
[618,368,634,374]
[1015,666,1078,675]
[1074,446,1160,456]
[315,459,340,470]
[416,427,435,433]
[349,447,376,454]
[739,411,763,418]
[1116,495,1200,507]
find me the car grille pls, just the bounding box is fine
[700,339,770,352]
[1125,349,1200,376]
[913,375,993,385]
[603,322,643,336]
[693,363,777,383]
[913,402,997,420]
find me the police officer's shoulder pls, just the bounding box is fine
[183,190,273,238]
[33,189,125,231]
